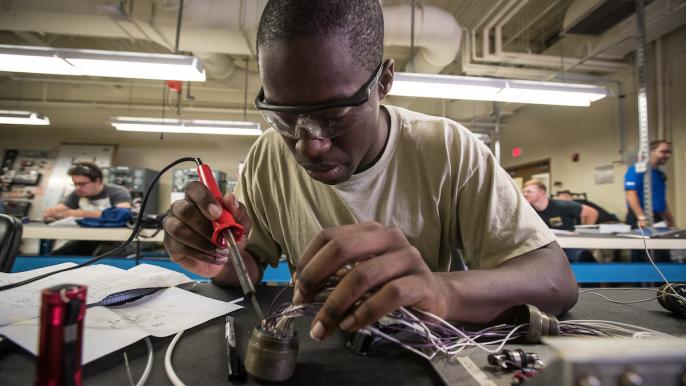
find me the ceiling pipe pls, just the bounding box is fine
[383,4,462,73]
[494,0,528,58]
[503,1,560,49]
[481,0,519,58]
[465,0,628,74]
[195,53,260,91]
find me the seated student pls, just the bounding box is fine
[523,180,598,262]
[555,190,619,224]
[43,162,131,221]
[43,162,132,256]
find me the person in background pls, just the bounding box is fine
[624,140,676,229]
[43,162,132,256]
[624,140,675,262]
[523,180,598,262]
[555,190,619,224]
[43,162,131,221]
[523,180,598,231]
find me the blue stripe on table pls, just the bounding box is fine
[12,257,686,284]
[12,256,293,284]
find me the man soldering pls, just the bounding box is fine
[163,0,578,342]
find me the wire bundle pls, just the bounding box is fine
[263,281,676,362]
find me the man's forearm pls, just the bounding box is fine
[67,209,102,218]
[436,241,578,324]
[581,205,598,225]
[625,191,644,217]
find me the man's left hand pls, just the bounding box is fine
[293,222,451,341]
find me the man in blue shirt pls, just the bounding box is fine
[624,140,676,229]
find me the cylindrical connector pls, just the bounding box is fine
[244,324,299,382]
[36,283,87,386]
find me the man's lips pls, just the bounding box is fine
[303,164,343,180]
[303,164,340,172]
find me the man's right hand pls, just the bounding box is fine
[637,216,648,229]
[163,181,253,278]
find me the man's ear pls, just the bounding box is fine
[377,58,394,101]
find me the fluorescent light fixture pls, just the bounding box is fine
[110,117,262,136]
[0,45,206,81]
[0,110,50,125]
[391,72,607,107]
[391,73,503,101]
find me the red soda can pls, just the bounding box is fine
[35,284,87,386]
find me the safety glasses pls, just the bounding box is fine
[254,61,385,139]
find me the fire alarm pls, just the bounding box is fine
[572,153,580,162]
[512,147,522,158]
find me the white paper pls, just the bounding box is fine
[0,263,194,326]
[0,287,244,363]
[47,217,80,226]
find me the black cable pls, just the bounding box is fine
[0,156,203,291]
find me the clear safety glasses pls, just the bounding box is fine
[254,61,385,140]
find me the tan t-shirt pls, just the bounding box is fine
[236,105,554,271]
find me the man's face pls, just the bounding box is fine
[651,143,672,166]
[258,36,390,185]
[71,175,101,197]
[522,185,545,204]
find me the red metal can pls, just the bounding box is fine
[36,284,87,386]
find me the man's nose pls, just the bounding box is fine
[293,117,331,158]
[295,134,332,159]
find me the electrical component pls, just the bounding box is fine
[244,324,299,382]
[36,284,87,386]
[512,304,560,343]
[487,349,543,370]
[524,337,686,386]
[102,167,160,214]
[657,283,686,316]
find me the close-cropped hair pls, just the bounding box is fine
[256,0,384,72]
[524,179,547,192]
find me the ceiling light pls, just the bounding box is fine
[110,117,262,136]
[391,72,607,107]
[0,45,206,81]
[0,110,50,125]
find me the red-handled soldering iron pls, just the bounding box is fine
[197,163,265,321]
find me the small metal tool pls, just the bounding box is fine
[225,316,246,383]
[197,163,264,321]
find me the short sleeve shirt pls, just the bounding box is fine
[624,165,667,213]
[235,105,555,271]
[63,184,131,212]
[535,199,582,231]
